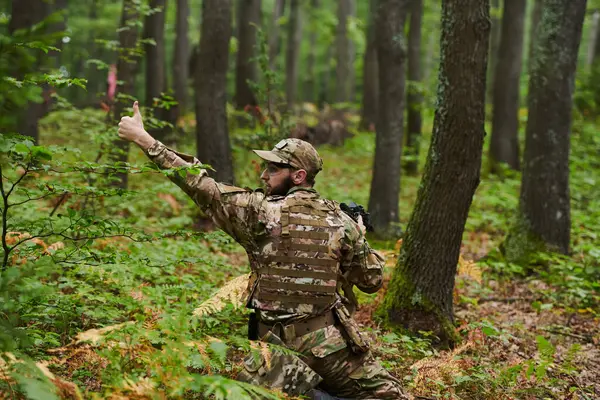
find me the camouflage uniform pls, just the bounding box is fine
[145,139,408,399]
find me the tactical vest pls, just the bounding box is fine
[251,195,346,315]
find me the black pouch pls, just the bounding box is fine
[248,312,259,340]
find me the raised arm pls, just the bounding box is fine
[117,102,263,244]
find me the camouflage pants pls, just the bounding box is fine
[303,345,408,400]
[239,323,408,399]
[292,324,407,399]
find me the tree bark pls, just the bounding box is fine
[586,11,600,69]
[359,0,379,131]
[367,0,409,238]
[144,0,168,141]
[504,0,586,263]
[195,0,235,184]
[489,0,526,173]
[285,0,301,109]
[486,0,501,104]
[174,0,190,113]
[9,0,51,144]
[268,0,286,70]
[526,0,543,73]
[335,0,354,104]
[404,0,424,175]
[381,0,490,345]
[234,0,261,108]
[304,0,319,103]
[111,0,141,189]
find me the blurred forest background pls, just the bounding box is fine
[0,0,599,399]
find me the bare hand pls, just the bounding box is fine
[118,101,146,142]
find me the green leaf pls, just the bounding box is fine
[14,143,30,155]
[31,146,53,161]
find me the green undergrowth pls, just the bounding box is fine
[0,106,598,399]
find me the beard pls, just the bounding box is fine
[267,175,295,196]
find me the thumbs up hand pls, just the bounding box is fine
[118,101,154,149]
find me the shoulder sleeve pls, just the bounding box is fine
[339,213,384,294]
[146,141,265,245]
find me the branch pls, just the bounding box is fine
[541,328,594,344]
[5,162,30,198]
[9,191,56,207]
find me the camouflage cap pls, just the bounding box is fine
[253,139,324,175]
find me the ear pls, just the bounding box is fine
[292,169,307,185]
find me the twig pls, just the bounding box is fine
[478,297,541,304]
[541,328,594,343]
[49,192,70,216]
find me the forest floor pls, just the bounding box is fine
[1,108,599,400]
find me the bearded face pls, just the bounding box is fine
[261,163,296,196]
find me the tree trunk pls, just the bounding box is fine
[111,0,141,189]
[526,0,543,73]
[489,0,526,173]
[367,0,409,238]
[486,0,501,104]
[335,0,354,104]
[195,0,235,184]
[174,0,190,114]
[381,0,490,346]
[234,0,261,108]
[268,0,286,70]
[359,0,378,131]
[144,0,168,141]
[285,0,301,109]
[9,0,50,144]
[404,0,424,175]
[504,0,586,263]
[586,11,600,70]
[304,0,319,103]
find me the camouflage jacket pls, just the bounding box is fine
[146,141,385,322]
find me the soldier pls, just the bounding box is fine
[118,102,408,399]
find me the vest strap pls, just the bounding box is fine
[289,230,329,240]
[257,292,335,305]
[289,217,329,227]
[289,206,329,217]
[258,267,337,280]
[278,242,329,252]
[281,203,290,236]
[268,255,337,267]
[261,280,337,293]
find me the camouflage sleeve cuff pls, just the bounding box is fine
[146,140,167,157]
[145,140,202,168]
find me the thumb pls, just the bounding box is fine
[133,101,143,124]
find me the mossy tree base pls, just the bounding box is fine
[378,265,458,348]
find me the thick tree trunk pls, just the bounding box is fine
[359,0,379,131]
[367,0,409,238]
[489,0,526,173]
[195,0,235,184]
[504,0,586,263]
[268,0,286,69]
[304,0,319,103]
[486,0,501,104]
[335,0,354,104]
[9,0,50,144]
[285,0,301,109]
[234,0,261,108]
[381,0,490,345]
[404,0,424,175]
[174,0,190,114]
[144,0,168,141]
[111,0,141,189]
[526,0,543,73]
